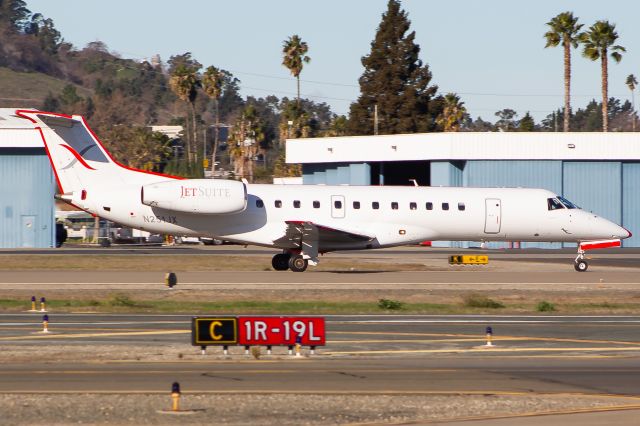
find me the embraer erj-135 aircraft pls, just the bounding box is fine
[18,109,631,272]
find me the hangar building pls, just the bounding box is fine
[0,109,56,248]
[286,132,640,248]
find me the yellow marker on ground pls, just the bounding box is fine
[449,255,489,265]
[171,382,180,411]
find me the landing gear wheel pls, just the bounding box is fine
[288,255,308,272]
[272,253,291,271]
[574,260,588,272]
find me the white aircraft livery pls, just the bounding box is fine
[18,109,631,272]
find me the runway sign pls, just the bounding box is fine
[191,316,325,346]
[192,317,237,345]
[449,255,489,265]
[238,317,326,346]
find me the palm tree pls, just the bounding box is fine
[579,21,625,132]
[544,12,582,132]
[626,74,638,131]
[436,93,468,132]
[202,66,224,173]
[282,35,310,106]
[169,64,200,162]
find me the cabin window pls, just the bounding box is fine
[547,198,565,210]
[256,199,264,208]
[391,202,399,210]
[293,200,301,208]
[410,202,417,210]
[442,202,449,211]
[372,201,380,210]
[353,201,360,209]
[334,200,343,209]
[426,202,433,210]
[275,200,282,208]
[458,202,465,211]
[313,201,320,208]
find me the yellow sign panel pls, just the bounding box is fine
[449,255,489,265]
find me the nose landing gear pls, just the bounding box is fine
[574,247,588,272]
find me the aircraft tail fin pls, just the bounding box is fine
[16,109,178,209]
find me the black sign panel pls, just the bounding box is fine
[192,317,237,345]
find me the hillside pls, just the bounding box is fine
[0,67,91,109]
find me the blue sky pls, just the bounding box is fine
[26,0,640,123]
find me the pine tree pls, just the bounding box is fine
[347,0,439,135]
[518,112,536,131]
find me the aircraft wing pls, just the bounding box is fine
[276,220,374,248]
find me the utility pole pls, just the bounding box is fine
[374,104,379,135]
[632,90,636,132]
[203,127,207,177]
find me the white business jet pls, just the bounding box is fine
[18,109,631,272]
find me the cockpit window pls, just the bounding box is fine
[558,196,578,209]
[547,198,565,210]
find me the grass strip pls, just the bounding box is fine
[2,297,640,315]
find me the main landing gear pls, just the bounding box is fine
[271,253,308,272]
[574,247,588,272]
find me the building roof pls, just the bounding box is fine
[286,132,640,163]
[0,108,45,148]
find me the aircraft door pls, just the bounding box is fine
[484,198,501,234]
[331,195,345,219]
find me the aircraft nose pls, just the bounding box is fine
[591,216,630,239]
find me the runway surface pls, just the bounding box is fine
[2,248,640,423]
[2,313,640,395]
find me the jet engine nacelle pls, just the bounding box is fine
[141,179,247,214]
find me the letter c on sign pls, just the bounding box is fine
[209,321,223,340]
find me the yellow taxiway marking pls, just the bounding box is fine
[0,368,458,375]
[0,327,155,332]
[0,330,189,340]
[325,346,640,355]
[0,390,639,400]
[346,405,640,426]
[332,331,640,346]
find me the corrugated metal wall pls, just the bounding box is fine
[430,161,464,186]
[623,163,640,247]
[0,152,55,248]
[302,163,371,185]
[562,162,621,223]
[562,162,622,248]
[464,160,563,192]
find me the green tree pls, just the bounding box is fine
[347,0,439,135]
[59,84,81,107]
[436,93,467,132]
[544,11,582,132]
[518,112,536,131]
[228,105,266,182]
[202,65,224,173]
[168,55,201,162]
[579,21,625,132]
[324,115,349,137]
[282,34,310,107]
[100,126,172,171]
[0,0,30,32]
[626,74,637,131]
[495,109,518,131]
